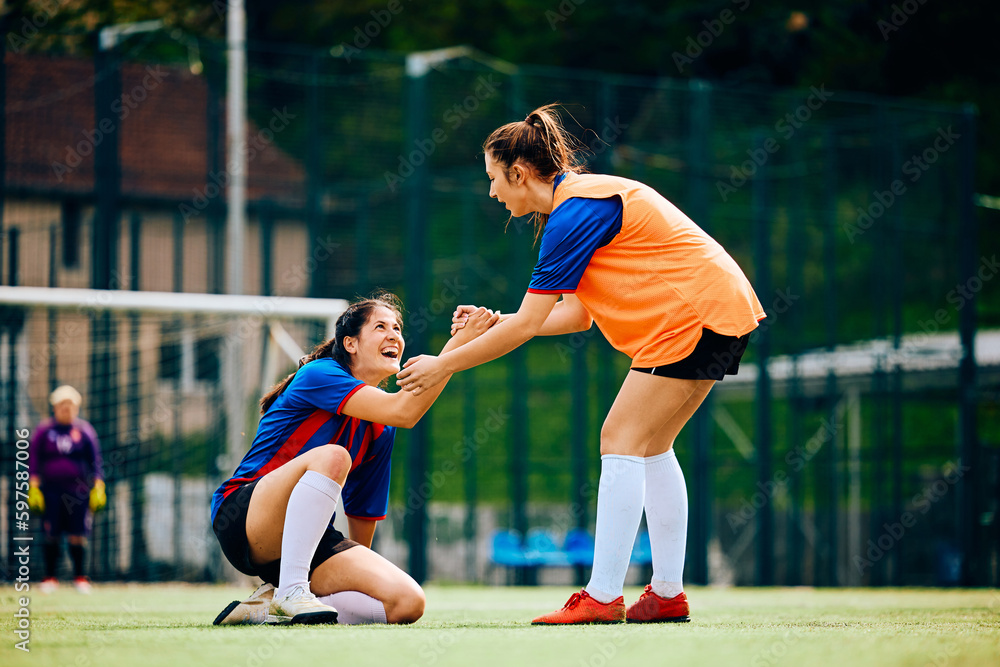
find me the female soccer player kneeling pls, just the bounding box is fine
[211,293,496,625]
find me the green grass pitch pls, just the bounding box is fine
[3,585,999,667]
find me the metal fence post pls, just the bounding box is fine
[507,72,531,584]
[822,128,839,587]
[128,212,148,578]
[260,201,274,297]
[93,34,122,580]
[461,180,479,583]
[306,52,322,298]
[888,119,904,586]
[403,57,430,584]
[688,79,713,586]
[752,130,773,587]
[786,134,805,586]
[869,105,889,586]
[957,104,979,586]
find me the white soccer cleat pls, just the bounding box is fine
[268,584,338,625]
[213,582,275,626]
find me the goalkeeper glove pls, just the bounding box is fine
[89,479,107,513]
[28,483,45,513]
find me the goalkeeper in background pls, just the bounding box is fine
[28,385,106,594]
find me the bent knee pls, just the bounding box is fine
[387,586,425,624]
[600,413,665,456]
[599,422,638,456]
[306,444,352,484]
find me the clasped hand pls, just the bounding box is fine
[396,306,498,395]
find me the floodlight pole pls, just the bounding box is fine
[224,0,249,483]
[226,1,246,297]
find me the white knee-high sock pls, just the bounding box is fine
[644,449,687,599]
[585,454,646,603]
[274,470,342,599]
[318,591,388,625]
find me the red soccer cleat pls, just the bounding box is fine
[626,586,690,623]
[531,589,625,625]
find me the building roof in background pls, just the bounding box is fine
[4,52,306,205]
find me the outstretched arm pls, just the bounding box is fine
[340,307,498,428]
[396,291,561,395]
[452,294,591,337]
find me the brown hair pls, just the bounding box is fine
[483,103,588,242]
[259,291,403,414]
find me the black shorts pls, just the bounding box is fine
[631,328,751,381]
[41,483,91,538]
[212,478,359,586]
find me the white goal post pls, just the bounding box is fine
[0,285,349,579]
[0,285,347,474]
[0,286,346,331]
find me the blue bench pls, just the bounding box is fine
[490,528,652,582]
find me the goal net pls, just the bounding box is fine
[0,286,346,582]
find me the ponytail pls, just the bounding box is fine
[483,103,588,242]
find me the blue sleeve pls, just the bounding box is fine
[341,428,394,520]
[286,360,365,415]
[527,196,623,293]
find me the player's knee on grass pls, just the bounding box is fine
[386,585,425,624]
[305,444,352,485]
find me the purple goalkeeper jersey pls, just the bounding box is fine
[29,417,103,488]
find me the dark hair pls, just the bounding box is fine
[483,103,587,241]
[259,291,403,414]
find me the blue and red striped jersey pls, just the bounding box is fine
[210,358,396,524]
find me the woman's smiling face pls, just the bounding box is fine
[345,305,405,385]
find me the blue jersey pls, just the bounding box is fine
[210,358,396,524]
[528,173,624,294]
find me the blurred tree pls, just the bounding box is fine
[4,0,998,212]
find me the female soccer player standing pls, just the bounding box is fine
[397,106,765,624]
[211,293,496,625]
